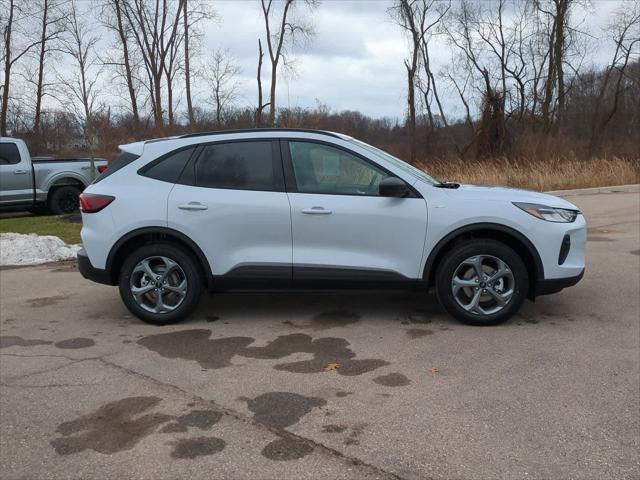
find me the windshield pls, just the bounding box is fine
[349,139,439,185]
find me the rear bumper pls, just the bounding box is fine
[77,248,114,285]
[536,269,584,296]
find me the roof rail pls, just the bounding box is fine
[179,128,343,139]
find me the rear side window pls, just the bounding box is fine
[93,151,139,184]
[0,143,21,165]
[193,141,274,191]
[139,147,195,183]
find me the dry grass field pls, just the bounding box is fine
[424,156,640,191]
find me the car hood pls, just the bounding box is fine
[444,184,579,210]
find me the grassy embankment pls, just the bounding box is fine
[0,215,81,244]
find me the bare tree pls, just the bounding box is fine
[255,38,268,127]
[589,2,640,154]
[121,0,185,129]
[2,0,58,135]
[259,0,317,127]
[205,49,241,127]
[32,0,67,134]
[57,0,103,138]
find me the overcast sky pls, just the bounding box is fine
[191,0,623,121]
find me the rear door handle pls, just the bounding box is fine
[178,202,208,211]
[13,169,28,175]
[301,207,332,215]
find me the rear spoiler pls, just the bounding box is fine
[118,141,145,157]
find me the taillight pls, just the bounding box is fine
[97,165,108,174]
[79,193,115,213]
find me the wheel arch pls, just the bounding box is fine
[45,172,87,192]
[423,223,544,299]
[106,227,213,288]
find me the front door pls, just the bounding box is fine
[0,142,33,206]
[283,140,428,282]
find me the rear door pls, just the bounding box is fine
[0,141,34,206]
[167,140,292,286]
[283,140,428,282]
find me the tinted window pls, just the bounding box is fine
[93,151,139,184]
[194,141,274,190]
[0,143,21,165]
[289,141,389,196]
[141,147,194,183]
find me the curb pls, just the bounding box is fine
[545,184,640,197]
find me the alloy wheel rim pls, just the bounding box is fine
[130,256,188,314]
[451,254,515,316]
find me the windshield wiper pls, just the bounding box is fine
[434,182,460,189]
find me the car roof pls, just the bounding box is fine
[120,128,354,156]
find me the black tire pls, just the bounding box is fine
[435,239,529,326]
[118,243,203,325]
[48,186,81,214]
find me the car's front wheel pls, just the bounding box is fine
[118,243,203,325]
[435,239,529,326]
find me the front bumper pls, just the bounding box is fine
[77,248,114,285]
[536,268,584,296]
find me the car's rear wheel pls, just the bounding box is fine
[435,239,528,326]
[118,243,203,325]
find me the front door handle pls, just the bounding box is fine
[301,207,332,215]
[13,169,28,175]
[178,202,208,211]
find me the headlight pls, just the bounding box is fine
[513,202,580,223]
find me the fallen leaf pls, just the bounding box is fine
[429,367,439,374]
[324,362,340,372]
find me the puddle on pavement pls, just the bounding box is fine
[0,336,52,348]
[406,328,434,339]
[322,424,348,433]
[50,396,172,455]
[372,373,411,387]
[55,338,95,349]
[171,436,226,459]
[261,437,314,461]
[138,330,389,376]
[26,295,69,307]
[244,392,326,429]
[160,410,222,433]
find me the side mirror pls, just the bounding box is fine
[379,177,410,197]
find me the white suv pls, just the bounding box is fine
[78,129,586,326]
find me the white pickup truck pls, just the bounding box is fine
[0,137,108,214]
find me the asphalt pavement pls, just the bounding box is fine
[1,191,638,479]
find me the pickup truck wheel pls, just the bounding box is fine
[435,239,529,326]
[49,186,81,214]
[118,243,203,325]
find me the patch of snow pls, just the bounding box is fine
[0,233,81,266]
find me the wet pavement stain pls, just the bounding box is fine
[406,328,434,339]
[335,391,353,398]
[55,338,95,349]
[205,315,220,323]
[160,410,222,433]
[138,330,389,376]
[631,249,640,256]
[344,423,368,446]
[171,437,226,459]
[310,310,360,330]
[322,424,348,433]
[261,437,314,461]
[245,392,326,429]
[372,373,411,387]
[50,397,172,455]
[26,295,69,308]
[137,329,255,369]
[0,336,52,348]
